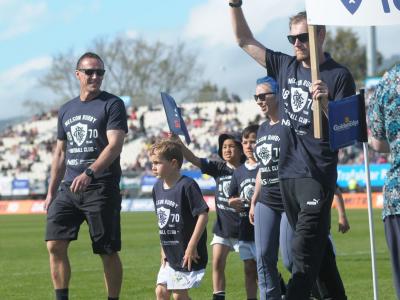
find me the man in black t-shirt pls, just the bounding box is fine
[229,3,355,300]
[44,52,128,300]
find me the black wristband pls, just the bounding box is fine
[229,0,242,8]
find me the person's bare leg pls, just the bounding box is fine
[156,284,171,300]
[47,240,71,289]
[101,252,123,298]
[212,244,231,293]
[243,259,258,299]
[172,289,191,300]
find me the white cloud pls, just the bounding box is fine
[59,0,101,23]
[0,57,52,119]
[0,56,51,83]
[0,1,47,41]
[125,29,139,39]
[184,0,304,46]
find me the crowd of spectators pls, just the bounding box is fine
[0,95,390,190]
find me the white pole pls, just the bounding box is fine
[367,26,377,77]
[363,142,379,300]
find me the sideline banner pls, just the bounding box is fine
[337,163,389,188]
[332,192,383,209]
[0,194,381,214]
[0,200,45,214]
[306,0,400,26]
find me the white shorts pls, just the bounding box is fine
[238,241,256,261]
[156,263,205,290]
[210,234,239,252]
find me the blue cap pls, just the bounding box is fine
[256,76,279,94]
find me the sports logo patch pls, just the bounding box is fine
[222,180,231,198]
[70,122,87,146]
[340,0,362,15]
[241,184,255,203]
[256,143,272,166]
[157,207,170,229]
[290,87,308,112]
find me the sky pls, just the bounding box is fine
[0,0,399,120]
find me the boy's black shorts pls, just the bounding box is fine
[45,182,122,254]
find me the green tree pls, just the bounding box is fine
[39,37,203,106]
[195,81,219,102]
[324,28,382,83]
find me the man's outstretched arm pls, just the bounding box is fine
[229,0,267,67]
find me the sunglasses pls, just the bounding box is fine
[287,33,309,45]
[78,69,106,76]
[254,92,275,101]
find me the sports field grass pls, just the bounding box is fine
[0,209,396,299]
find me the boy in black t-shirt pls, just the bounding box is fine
[150,140,209,300]
[172,132,244,300]
[227,125,259,300]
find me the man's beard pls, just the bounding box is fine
[295,50,309,62]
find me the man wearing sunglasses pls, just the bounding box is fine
[45,52,128,300]
[229,2,355,300]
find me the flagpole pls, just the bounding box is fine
[363,142,379,300]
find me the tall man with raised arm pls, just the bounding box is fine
[45,52,128,300]
[228,2,355,299]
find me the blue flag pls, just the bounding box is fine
[328,91,367,151]
[160,92,191,144]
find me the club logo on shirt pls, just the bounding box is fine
[70,122,88,146]
[241,184,255,203]
[290,87,308,112]
[222,180,231,198]
[157,207,170,229]
[256,143,272,166]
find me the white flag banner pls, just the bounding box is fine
[305,0,400,26]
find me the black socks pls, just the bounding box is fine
[55,288,68,300]
[213,291,226,300]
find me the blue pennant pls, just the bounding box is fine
[340,0,362,14]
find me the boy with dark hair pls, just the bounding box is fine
[172,132,244,300]
[227,124,259,300]
[150,140,209,300]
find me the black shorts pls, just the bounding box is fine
[45,182,122,254]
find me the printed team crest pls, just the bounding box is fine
[256,143,272,166]
[157,207,170,229]
[241,184,255,202]
[290,87,308,113]
[70,122,88,146]
[222,180,231,198]
[340,0,362,15]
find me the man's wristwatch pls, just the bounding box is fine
[229,0,242,8]
[85,168,95,179]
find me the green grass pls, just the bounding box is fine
[0,209,396,299]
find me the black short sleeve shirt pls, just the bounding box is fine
[57,91,128,184]
[152,176,209,272]
[265,50,356,189]
[200,159,240,238]
[228,163,258,241]
[254,121,284,211]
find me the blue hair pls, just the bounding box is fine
[256,76,279,94]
